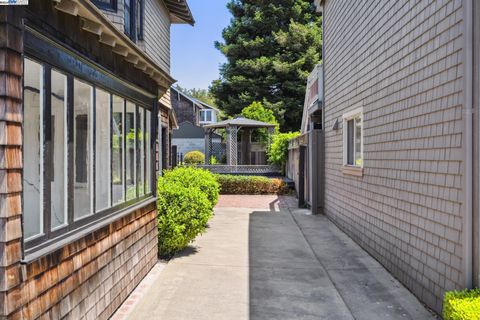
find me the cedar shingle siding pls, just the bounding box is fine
[323,0,464,312]
[0,0,182,317]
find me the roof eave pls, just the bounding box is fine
[53,0,176,92]
[164,0,195,26]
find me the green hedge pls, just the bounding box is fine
[157,166,219,257]
[184,150,205,164]
[162,166,220,206]
[216,174,288,195]
[444,289,480,320]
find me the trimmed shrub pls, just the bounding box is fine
[162,166,220,206]
[444,289,480,320]
[216,174,288,195]
[157,179,213,257]
[184,150,205,164]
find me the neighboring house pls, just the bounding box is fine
[0,0,193,319]
[298,0,477,314]
[170,86,219,126]
[172,121,223,160]
[170,86,220,158]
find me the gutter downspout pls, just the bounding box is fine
[464,0,473,289]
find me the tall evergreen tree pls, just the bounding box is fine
[211,0,322,132]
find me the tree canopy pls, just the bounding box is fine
[211,0,322,132]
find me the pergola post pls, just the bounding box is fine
[241,128,251,165]
[204,129,212,164]
[226,125,239,165]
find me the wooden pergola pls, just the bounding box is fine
[203,117,276,165]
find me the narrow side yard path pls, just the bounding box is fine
[114,195,437,320]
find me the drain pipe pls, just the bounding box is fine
[464,0,473,289]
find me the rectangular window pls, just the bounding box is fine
[50,70,68,229]
[95,88,111,212]
[145,110,152,193]
[126,101,136,201]
[200,109,214,123]
[138,107,145,196]
[343,108,363,168]
[22,55,154,251]
[124,0,144,42]
[23,58,44,240]
[73,79,94,220]
[112,96,125,205]
[93,0,117,11]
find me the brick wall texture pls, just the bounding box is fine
[323,0,464,313]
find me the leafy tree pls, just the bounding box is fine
[241,101,279,145]
[211,0,322,132]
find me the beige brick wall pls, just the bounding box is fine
[323,0,464,313]
[100,0,171,72]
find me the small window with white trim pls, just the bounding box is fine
[343,108,363,168]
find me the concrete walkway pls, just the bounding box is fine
[118,195,437,320]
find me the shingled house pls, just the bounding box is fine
[300,0,477,313]
[0,0,193,318]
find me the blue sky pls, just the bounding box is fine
[170,0,231,90]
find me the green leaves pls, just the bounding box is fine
[268,131,300,169]
[211,0,322,132]
[443,289,480,320]
[157,167,220,257]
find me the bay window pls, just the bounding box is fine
[22,56,155,251]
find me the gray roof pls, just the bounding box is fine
[203,117,276,129]
[173,122,221,139]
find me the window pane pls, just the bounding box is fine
[112,95,124,205]
[206,110,212,122]
[51,70,67,229]
[355,117,362,167]
[145,110,152,194]
[96,89,111,211]
[126,101,136,200]
[23,58,44,239]
[124,0,131,37]
[74,79,93,220]
[347,119,354,165]
[138,107,145,196]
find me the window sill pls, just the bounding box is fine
[342,166,363,177]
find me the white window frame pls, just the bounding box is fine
[342,107,363,168]
[199,109,215,124]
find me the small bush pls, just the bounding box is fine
[157,179,213,257]
[184,150,205,164]
[216,174,288,195]
[162,166,220,206]
[443,289,480,320]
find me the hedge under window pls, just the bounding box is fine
[22,57,154,247]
